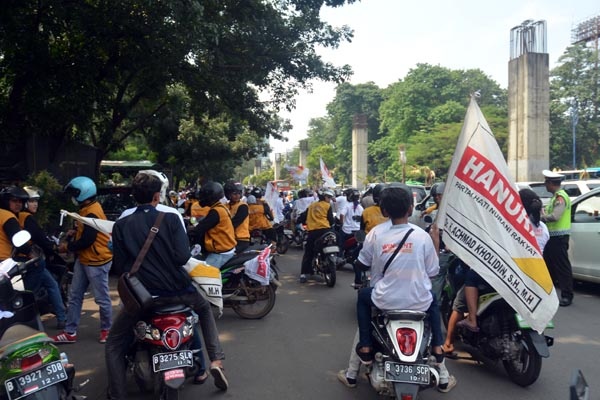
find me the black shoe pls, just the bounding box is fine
[559,297,572,307]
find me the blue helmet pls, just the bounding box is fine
[64,176,97,203]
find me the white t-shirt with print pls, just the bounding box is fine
[358,222,439,312]
[341,202,364,234]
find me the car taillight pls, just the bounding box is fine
[401,394,414,400]
[396,328,417,356]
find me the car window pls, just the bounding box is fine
[529,184,552,199]
[587,183,600,190]
[572,193,600,223]
[562,184,581,197]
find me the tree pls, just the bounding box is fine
[550,43,600,168]
[1,0,356,177]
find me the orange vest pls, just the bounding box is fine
[191,201,210,219]
[248,203,272,230]
[204,203,236,253]
[362,205,388,233]
[75,201,113,265]
[228,201,250,241]
[306,200,331,231]
[0,209,17,260]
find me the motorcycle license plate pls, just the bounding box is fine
[384,361,430,385]
[322,245,340,254]
[5,361,67,400]
[152,350,193,372]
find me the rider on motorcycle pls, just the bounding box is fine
[0,186,29,262]
[354,184,456,392]
[247,188,277,248]
[360,183,387,234]
[297,188,335,283]
[224,181,250,253]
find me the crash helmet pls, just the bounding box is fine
[64,176,97,204]
[139,170,169,203]
[246,195,257,204]
[318,188,335,200]
[430,182,445,198]
[343,187,354,198]
[0,186,29,210]
[197,181,224,207]
[372,183,386,204]
[250,186,263,199]
[347,189,360,203]
[224,181,244,198]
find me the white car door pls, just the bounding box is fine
[569,190,600,282]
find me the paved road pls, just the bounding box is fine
[43,249,600,400]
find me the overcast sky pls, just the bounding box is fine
[270,0,600,159]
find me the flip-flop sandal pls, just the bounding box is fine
[457,319,480,333]
[210,365,229,391]
[355,343,374,365]
[193,371,209,385]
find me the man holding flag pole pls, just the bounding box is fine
[436,95,558,334]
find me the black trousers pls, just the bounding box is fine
[301,228,330,275]
[543,235,573,299]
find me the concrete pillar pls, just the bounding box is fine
[254,159,261,176]
[299,140,308,167]
[274,153,282,180]
[352,114,368,190]
[508,52,550,182]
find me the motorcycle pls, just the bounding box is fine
[440,257,554,387]
[127,303,200,400]
[338,230,365,270]
[249,224,289,254]
[365,309,442,399]
[215,245,280,319]
[309,230,339,288]
[0,231,78,400]
[282,216,307,250]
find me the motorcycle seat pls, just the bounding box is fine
[150,304,192,315]
[381,310,428,321]
[0,324,52,357]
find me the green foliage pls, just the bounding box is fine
[24,171,68,231]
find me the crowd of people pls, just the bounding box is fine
[0,167,576,397]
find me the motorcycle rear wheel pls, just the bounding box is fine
[502,334,542,387]
[232,282,276,319]
[161,386,179,400]
[276,235,289,254]
[323,261,336,288]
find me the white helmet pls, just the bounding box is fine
[139,170,169,203]
[23,186,43,199]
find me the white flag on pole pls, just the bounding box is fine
[437,98,558,333]
[319,156,336,188]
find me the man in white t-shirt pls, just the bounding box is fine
[352,184,456,392]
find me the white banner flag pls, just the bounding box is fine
[319,156,336,188]
[60,209,114,235]
[437,98,558,333]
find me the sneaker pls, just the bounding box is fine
[99,329,109,343]
[438,374,457,393]
[337,369,357,388]
[56,320,66,330]
[299,274,307,283]
[52,331,77,344]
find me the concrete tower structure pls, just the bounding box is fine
[352,114,368,190]
[299,140,308,167]
[508,20,550,182]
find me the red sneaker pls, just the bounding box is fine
[52,331,77,344]
[99,330,109,344]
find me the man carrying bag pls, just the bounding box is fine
[106,172,228,400]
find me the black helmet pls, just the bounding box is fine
[347,189,360,202]
[250,186,263,199]
[430,182,445,198]
[197,182,224,207]
[223,181,244,198]
[372,183,386,204]
[0,186,29,210]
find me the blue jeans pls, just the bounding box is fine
[65,259,112,333]
[22,260,66,322]
[205,252,234,269]
[357,288,443,348]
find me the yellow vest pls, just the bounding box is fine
[75,201,113,266]
[306,200,331,231]
[228,201,250,241]
[362,205,388,233]
[191,201,210,219]
[204,203,236,253]
[248,203,272,230]
[0,209,17,260]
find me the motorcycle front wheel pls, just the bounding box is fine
[232,281,276,319]
[502,334,542,387]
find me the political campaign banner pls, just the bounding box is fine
[320,156,336,188]
[436,98,558,333]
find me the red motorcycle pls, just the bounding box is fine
[127,303,199,400]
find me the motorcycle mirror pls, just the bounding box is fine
[354,230,366,243]
[423,215,433,224]
[12,230,31,247]
[569,369,589,400]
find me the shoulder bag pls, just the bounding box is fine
[117,212,165,315]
